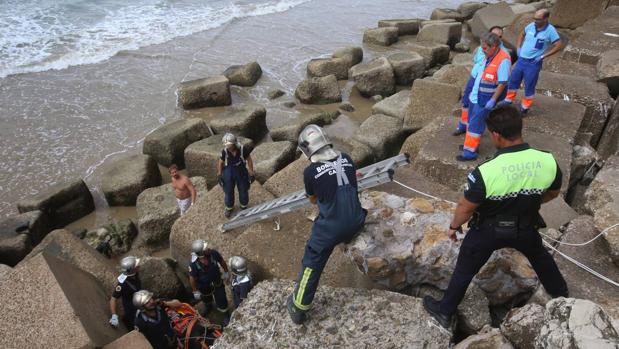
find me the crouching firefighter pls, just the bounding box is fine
[287,124,367,324]
[229,255,253,308]
[217,133,255,218]
[109,256,141,328]
[133,290,177,349]
[189,240,230,316]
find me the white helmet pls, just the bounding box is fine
[298,124,331,158]
[191,239,209,257]
[222,133,238,146]
[120,256,140,276]
[132,290,154,309]
[229,256,248,275]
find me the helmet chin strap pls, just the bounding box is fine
[310,147,339,163]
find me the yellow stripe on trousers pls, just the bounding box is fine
[294,267,313,310]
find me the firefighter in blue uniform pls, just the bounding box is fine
[217,133,255,218]
[109,256,141,328]
[132,290,177,349]
[189,239,230,315]
[229,255,253,308]
[287,124,367,324]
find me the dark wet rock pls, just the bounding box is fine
[223,61,262,87]
[143,118,210,168]
[295,75,342,105]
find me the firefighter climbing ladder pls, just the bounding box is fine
[220,153,410,232]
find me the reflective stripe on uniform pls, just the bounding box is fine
[294,267,313,310]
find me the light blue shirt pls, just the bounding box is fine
[469,53,511,104]
[519,22,560,59]
[470,43,509,78]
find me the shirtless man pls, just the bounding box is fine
[169,164,197,216]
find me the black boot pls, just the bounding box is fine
[423,296,452,329]
[286,294,307,325]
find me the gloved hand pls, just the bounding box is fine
[249,175,255,184]
[222,271,229,280]
[534,55,544,64]
[516,47,521,57]
[217,175,224,188]
[484,99,496,110]
[193,291,202,300]
[109,314,119,327]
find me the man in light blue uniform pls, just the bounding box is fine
[455,26,509,136]
[504,9,562,114]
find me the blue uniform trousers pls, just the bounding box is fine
[506,57,542,110]
[223,165,249,209]
[457,77,477,132]
[439,225,568,315]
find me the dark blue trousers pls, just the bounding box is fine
[223,166,249,209]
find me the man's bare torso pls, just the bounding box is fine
[171,175,191,200]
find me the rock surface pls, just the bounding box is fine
[468,2,517,38]
[332,46,364,68]
[223,61,262,87]
[177,75,231,109]
[454,325,514,349]
[135,177,208,251]
[457,2,488,19]
[392,37,450,68]
[458,283,492,335]
[417,21,462,48]
[432,64,472,93]
[362,27,399,46]
[142,118,210,168]
[431,8,467,22]
[251,141,297,184]
[562,6,619,65]
[371,90,410,121]
[138,257,185,299]
[597,99,619,159]
[263,158,307,198]
[17,178,94,229]
[377,19,420,35]
[295,75,342,105]
[353,114,409,161]
[270,111,337,143]
[349,57,396,97]
[84,219,138,257]
[209,103,268,142]
[387,51,425,86]
[552,0,611,29]
[597,49,619,97]
[103,331,153,349]
[501,303,545,349]
[212,279,452,349]
[400,117,448,164]
[0,210,50,266]
[307,57,350,80]
[0,252,126,348]
[101,154,162,206]
[405,79,461,130]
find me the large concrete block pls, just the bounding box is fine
[392,37,450,68]
[378,19,421,35]
[562,6,619,65]
[431,8,467,22]
[332,46,364,68]
[353,114,409,161]
[0,252,126,348]
[103,331,153,349]
[184,135,254,188]
[371,90,410,121]
[458,2,488,19]
[536,71,614,147]
[142,118,210,168]
[295,75,342,105]
[468,2,517,38]
[263,158,306,198]
[209,103,268,142]
[101,154,162,206]
[596,99,619,159]
[503,12,534,51]
[349,57,396,97]
[17,179,94,229]
[0,210,50,266]
[387,52,425,86]
[552,0,611,29]
[431,64,472,93]
[417,22,462,48]
[251,141,297,184]
[597,49,619,97]
[405,79,461,130]
[177,75,231,109]
[306,57,350,80]
[222,61,262,87]
[363,27,399,46]
[270,111,337,143]
[400,117,448,164]
[520,94,586,141]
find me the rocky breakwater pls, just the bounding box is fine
[212,279,451,349]
[344,191,539,306]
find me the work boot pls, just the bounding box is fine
[452,129,466,136]
[423,296,452,329]
[287,294,307,325]
[224,208,233,218]
[520,106,529,117]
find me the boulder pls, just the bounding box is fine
[295,74,342,105]
[135,177,208,251]
[536,71,614,147]
[362,27,398,46]
[597,49,619,97]
[353,114,409,161]
[468,2,518,38]
[500,303,545,349]
[521,94,586,142]
[332,136,377,168]
[208,103,268,142]
[263,158,306,198]
[20,229,118,293]
[251,141,297,184]
[211,280,451,348]
[387,52,425,86]
[222,61,262,87]
[101,154,162,206]
[597,99,619,159]
[176,75,231,109]
[338,101,355,112]
[503,12,535,51]
[539,196,578,230]
[138,257,185,299]
[0,229,31,267]
[184,135,254,188]
[552,216,619,319]
[458,283,492,335]
[392,37,450,68]
[84,219,138,257]
[306,57,350,80]
[570,143,599,188]
[400,117,448,164]
[103,331,153,349]
[452,53,475,67]
[405,79,461,130]
[584,156,619,266]
[332,46,364,68]
[562,6,619,65]
[536,298,619,348]
[270,111,337,143]
[454,325,514,349]
[430,8,467,22]
[142,118,210,168]
[0,210,50,266]
[457,2,489,19]
[17,179,94,229]
[349,57,396,97]
[431,64,472,93]
[267,89,285,100]
[0,253,126,348]
[417,22,462,48]
[552,0,611,29]
[371,90,410,121]
[377,19,420,35]
[453,42,470,53]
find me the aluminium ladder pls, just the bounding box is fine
[220,153,410,232]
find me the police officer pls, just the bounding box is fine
[423,105,568,328]
[217,133,255,218]
[229,255,253,308]
[504,9,562,114]
[133,290,178,349]
[459,32,511,162]
[188,239,230,315]
[287,124,366,324]
[109,256,141,328]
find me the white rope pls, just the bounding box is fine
[390,180,619,288]
[539,223,619,247]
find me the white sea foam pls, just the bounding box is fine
[0,0,312,78]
